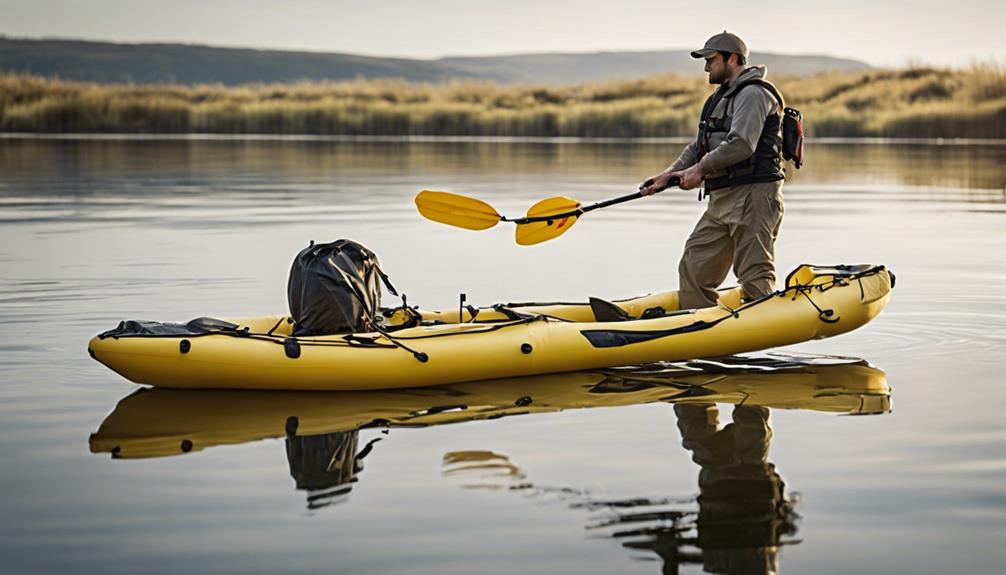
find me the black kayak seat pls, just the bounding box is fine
[589,297,633,322]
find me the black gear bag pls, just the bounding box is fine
[287,239,397,336]
[781,106,804,169]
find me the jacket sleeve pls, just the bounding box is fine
[668,140,701,172]
[698,87,777,174]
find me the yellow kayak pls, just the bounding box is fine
[89,354,890,459]
[88,264,893,391]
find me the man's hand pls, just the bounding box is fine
[639,171,675,196]
[673,163,705,190]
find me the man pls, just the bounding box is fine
[641,32,786,309]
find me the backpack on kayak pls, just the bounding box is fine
[287,239,397,336]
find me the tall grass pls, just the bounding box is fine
[1,65,1004,138]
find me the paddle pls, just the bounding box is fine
[416,177,680,246]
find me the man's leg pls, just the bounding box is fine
[678,210,734,309]
[732,181,784,301]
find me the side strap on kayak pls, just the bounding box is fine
[492,304,538,321]
[372,324,429,362]
[791,284,839,323]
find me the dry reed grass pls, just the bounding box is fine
[1,65,1003,138]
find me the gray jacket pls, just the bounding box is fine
[670,66,781,178]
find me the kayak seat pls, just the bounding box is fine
[589,297,633,322]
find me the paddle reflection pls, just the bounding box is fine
[90,353,889,516]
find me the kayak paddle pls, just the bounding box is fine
[416,177,680,246]
[412,190,501,231]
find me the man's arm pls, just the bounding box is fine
[668,140,701,173]
[639,139,701,195]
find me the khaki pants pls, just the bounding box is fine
[678,181,784,309]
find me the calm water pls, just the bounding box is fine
[1,138,1004,574]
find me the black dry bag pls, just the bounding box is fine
[287,239,397,336]
[782,107,805,169]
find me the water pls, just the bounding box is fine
[1,138,1004,574]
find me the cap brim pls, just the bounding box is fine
[690,48,718,59]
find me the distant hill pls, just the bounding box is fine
[439,51,871,84]
[0,38,483,84]
[0,37,871,86]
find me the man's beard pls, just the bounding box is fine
[708,68,727,85]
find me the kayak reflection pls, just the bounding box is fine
[90,353,890,511]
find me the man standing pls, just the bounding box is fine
[641,32,786,309]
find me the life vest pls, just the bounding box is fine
[698,78,787,192]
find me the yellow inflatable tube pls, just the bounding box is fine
[88,264,893,391]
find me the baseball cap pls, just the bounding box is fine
[690,31,749,60]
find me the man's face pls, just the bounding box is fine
[704,53,729,85]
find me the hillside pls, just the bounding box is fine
[440,51,870,84]
[0,38,483,85]
[0,37,870,85]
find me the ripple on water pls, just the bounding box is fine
[854,310,1006,358]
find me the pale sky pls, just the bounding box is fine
[2,0,1003,68]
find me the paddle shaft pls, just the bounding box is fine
[505,177,681,224]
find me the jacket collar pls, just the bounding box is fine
[721,65,768,98]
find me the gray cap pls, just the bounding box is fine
[690,31,749,60]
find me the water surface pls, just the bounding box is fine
[1,139,1004,574]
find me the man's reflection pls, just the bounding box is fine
[673,403,797,575]
[617,404,797,574]
[440,403,800,575]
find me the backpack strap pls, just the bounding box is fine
[373,263,398,296]
[726,79,785,108]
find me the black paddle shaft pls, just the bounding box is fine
[506,177,681,224]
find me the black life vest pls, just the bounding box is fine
[698,78,787,192]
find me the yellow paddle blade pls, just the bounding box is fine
[515,196,581,246]
[415,190,501,231]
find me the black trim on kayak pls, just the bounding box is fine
[581,320,715,348]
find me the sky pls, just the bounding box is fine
[2,0,1003,68]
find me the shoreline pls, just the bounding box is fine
[2,133,1004,146]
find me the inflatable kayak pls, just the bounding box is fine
[88,264,893,391]
[89,354,890,459]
